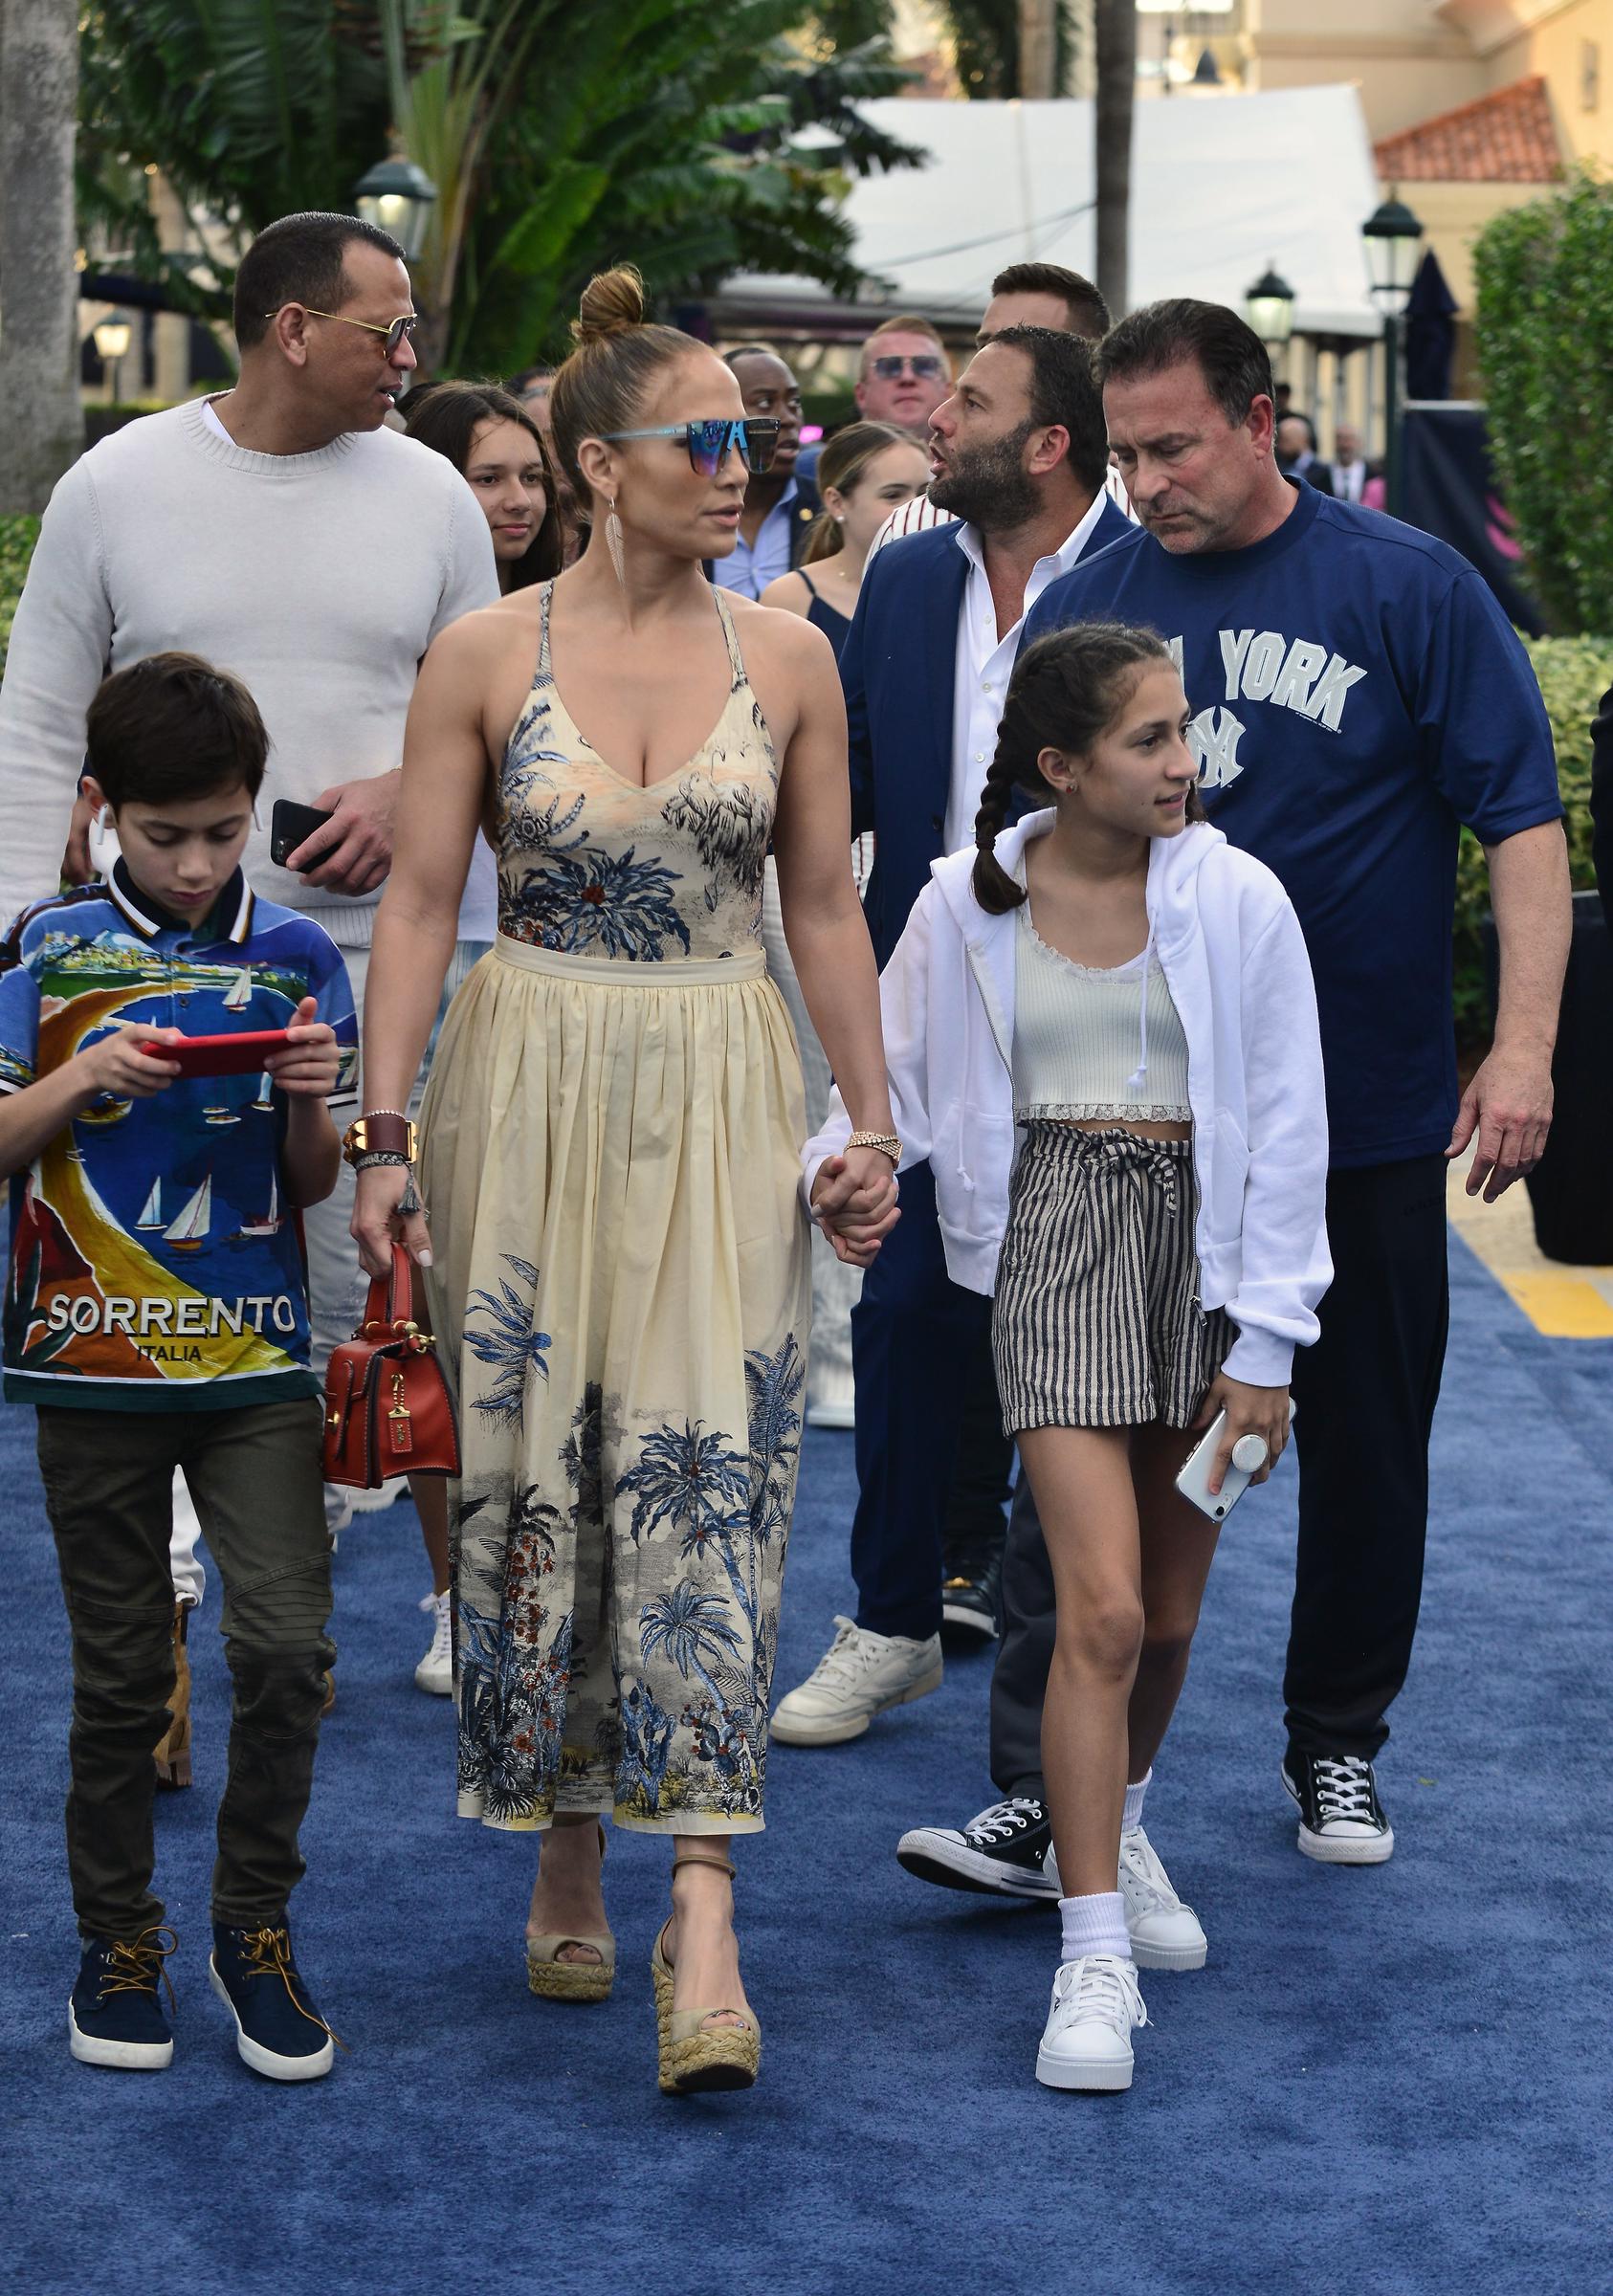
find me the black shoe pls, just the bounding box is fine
[897,1795,1060,1899]
[210,1922,341,2082]
[68,1928,177,2069]
[939,1540,1002,1645]
[1281,1753,1395,1866]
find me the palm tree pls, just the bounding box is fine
[463,1254,550,1428]
[0,0,83,511]
[616,1419,751,1552]
[639,1580,754,1779]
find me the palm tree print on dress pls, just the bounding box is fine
[463,1255,551,1428]
[456,1485,575,1822]
[660,777,772,920]
[638,1579,753,1799]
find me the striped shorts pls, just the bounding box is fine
[991,1124,1232,1434]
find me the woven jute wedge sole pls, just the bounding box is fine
[526,1821,613,2000]
[651,1930,760,2094]
[526,1933,616,2002]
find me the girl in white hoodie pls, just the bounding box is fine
[806,623,1330,2094]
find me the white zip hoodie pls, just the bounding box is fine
[805,810,1333,1388]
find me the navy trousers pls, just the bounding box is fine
[850,1161,1012,1640]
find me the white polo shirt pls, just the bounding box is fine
[944,487,1116,857]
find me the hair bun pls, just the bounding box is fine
[574,265,647,346]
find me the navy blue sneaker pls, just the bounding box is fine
[210,1922,341,2082]
[69,1929,177,2069]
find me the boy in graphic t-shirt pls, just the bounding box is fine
[0,651,358,2081]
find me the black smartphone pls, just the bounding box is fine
[270,798,337,872]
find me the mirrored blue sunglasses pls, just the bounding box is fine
[597,418,782,478]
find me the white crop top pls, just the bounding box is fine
[1011,899,1192,1123]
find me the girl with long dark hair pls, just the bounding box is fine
[808,622,1330,2094]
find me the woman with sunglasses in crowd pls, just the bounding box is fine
[362,384,566,1695]
[352,266,899,2097]
[756,420,930,1431]
[759,419,929,659]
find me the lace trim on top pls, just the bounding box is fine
[1018,1101,1193,1123]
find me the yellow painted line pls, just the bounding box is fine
[1497,1272,1613,1339]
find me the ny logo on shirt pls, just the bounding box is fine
[1168,629,1368,744]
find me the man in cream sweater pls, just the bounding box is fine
[0,212,498,1638]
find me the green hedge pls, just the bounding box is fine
[0,514,1602,1047]
[0,516,39,681]
[1453,633,1610,1044]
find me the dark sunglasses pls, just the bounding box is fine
[268,305,419,358]
[869,354,947,383]
[597,417,782,477]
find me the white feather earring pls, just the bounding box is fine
[605,494,626,587]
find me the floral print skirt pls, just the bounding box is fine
[419,936,812,1836]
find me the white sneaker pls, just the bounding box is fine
[1035,1954,1147,2092]
[414,1589,453,1695]
[770,1616,942,1746]
[1118,1825,1207,1972]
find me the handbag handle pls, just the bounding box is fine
[361,1241,416,1335]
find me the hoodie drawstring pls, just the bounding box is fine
[1125,921,1155,1098]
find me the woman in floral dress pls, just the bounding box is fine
[352,269,898,2089]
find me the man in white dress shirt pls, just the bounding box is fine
[1329,422,1370,504]
[772,325,1135,1746]
[870,262,1132,557]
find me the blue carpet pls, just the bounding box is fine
[3,1232,1610,2296]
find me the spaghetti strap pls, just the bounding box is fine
[711,587,747,684]
[534,580,555,686]
[796,568,821,605]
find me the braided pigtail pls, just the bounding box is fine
[969,622,1185,916]
[971,704,1034,914]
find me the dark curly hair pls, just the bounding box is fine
[971,622,1203,914]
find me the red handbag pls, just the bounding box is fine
[321,1244,460,1488]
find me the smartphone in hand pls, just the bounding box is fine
[1175,1409,1282,1524]
[270,799,336,871]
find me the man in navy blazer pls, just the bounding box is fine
[773,324,1132,1748]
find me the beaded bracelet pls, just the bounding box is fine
[351,1149,411,1172]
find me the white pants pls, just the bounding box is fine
[761,861,859,1417]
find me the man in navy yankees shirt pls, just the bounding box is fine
[896,300,1569,1919]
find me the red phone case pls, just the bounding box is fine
[143,1029,292,1078]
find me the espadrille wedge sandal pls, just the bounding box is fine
[651,1852,761,2095]
[525,1822,614,2003]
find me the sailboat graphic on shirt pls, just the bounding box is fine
[251,1072,275,1113]
[137,1180,164,1230]
[232,1175,280,1240]
[164,1176,211,1251]
[222,968,253,1011]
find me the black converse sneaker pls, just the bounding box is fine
[1281,1753,1395,1865]
[939,1537,1003,1646]
[896,1795,1060,1899]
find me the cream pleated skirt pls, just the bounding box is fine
[419,936,812,1835]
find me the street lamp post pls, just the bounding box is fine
[1245,262,1295,414]
[1362,194,1425,519]
[353,156,439,263]
[92,315,133,406]
[1245,261,1295,350]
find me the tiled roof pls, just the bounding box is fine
[1374,75,1562,184]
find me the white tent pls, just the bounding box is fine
[727,83,1384,340]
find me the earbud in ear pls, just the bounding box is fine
[97,805,113,832]
[252,799,263,831]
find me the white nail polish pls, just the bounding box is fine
[418,1250,433,1267]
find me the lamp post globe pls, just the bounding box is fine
[353,156,438,262]
[1245,263,1295,347]
[93,315,134,404]
[1361,194,1425,518]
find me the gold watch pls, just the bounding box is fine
[342,1111,418,1167]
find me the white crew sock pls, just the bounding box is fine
[1059,1891,1130,1965]
[1122,1770,1152,1836]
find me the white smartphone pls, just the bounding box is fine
[1175,1407,1293,1524]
